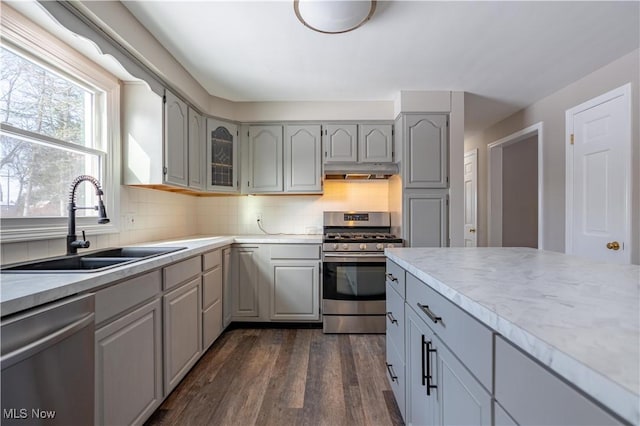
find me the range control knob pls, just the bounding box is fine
[387,243,395,248]
[376,243,384,250]
[359,243,367,250]
[342,244,349,250]
[333,244,339,250]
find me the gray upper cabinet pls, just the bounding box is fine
[403,114,448,188]
[323,124,358,163]
[164,90,189,187]
[285,124,322,193]
[207,118,238,192]
[188,107,205,190]
[358,124,393,163]
[248,125,283,193]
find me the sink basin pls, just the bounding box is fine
[1,246,186,273]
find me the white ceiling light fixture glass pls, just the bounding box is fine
[294,0,377,34]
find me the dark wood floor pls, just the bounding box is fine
[145,327,404,426]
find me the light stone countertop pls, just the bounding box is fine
[385,247,640,425]
[0,234,322,317]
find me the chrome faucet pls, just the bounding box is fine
[67,175,110,255]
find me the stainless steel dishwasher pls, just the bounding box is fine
[1,294,95,426]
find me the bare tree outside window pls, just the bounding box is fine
[1,46,102,218]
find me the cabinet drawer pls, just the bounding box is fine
[406,273,492,390]
[495,336,622,425]
[385,335,405,420]
[202,266,222,309]
[164,256,202,290]
[385,281,404,357]
[203,249,222,271]
[270,244,320,260]
[385,259,406,298]
[95,270,161,325]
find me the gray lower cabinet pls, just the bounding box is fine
[405,305,491,426]
[202,250,223,350]
[95,298,162,426]
[222,247,232,327]
[403,191,448,247]
[495,336,623,426]
[269,261,319,320]
[163,277,202,395]
[232,245,261,318]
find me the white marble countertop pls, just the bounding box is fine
[385,247,640,425]
[0,234,322,317]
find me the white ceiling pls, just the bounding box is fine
[122,1,638,132]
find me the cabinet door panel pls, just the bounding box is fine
[404,114,448,188]
[202,299,223,350]
[95,299,162,426]
[405,307,438,426]
[285,125,322,192]
[324,124,357,162]
[404,192,448,247]
[233,248,260,317]
[434,334,491,426]
[249,125,283,192]
[202,266,222,309]
[270,262,319,320]
[359,124,393,162]
[207,119,238,192]
[188,107,204,190]
[164,90,188,187]
[164,278,202,394]
[223,248,232,327]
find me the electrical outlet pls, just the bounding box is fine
[256,212,263,222]
[125,214,135,230]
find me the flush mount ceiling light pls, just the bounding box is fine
[294,0,377,34]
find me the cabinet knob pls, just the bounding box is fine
[469,228,476,233]
[606,241,620,250]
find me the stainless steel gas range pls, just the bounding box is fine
[322,211,402,333]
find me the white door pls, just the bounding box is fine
[566,84,631,264]
[464,149,478,247]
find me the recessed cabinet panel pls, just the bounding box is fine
[359,124,393,163]
[324,124,358,163]
[95,299,162,426]
[404,114,448,188]
[249,125,283,193]
[270,262,319,321]
[232,247,260,317]
[404,192,448,247]
[207,119,238,192]
[164,90,189,187]
[187,108,205,190]
[285,125,322,192]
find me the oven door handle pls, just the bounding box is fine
[322,253,387,263]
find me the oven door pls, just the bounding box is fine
[322,253,387,302]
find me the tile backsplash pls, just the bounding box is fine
[1,180,388,263]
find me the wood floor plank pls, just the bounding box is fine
[145,328,404,426]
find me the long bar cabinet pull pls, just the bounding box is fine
[386,311,398,324]
[385,362,398,382]
[425,340,438,395]
[385,273,398,283]
[417,303,442,324]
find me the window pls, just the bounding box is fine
[1,8,120,241]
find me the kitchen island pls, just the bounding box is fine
[385,247,639,425]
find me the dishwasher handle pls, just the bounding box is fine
[1,312,94,370]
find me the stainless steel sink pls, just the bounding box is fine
[1,246,186,273]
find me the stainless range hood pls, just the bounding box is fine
[324,163,399,180]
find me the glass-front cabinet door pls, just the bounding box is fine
[206,118,238,192]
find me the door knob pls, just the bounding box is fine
[606,241,620,250]
[469,229,476,233]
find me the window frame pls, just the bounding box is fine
[0,7,120,243]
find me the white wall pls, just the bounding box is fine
[465,49,639,263]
